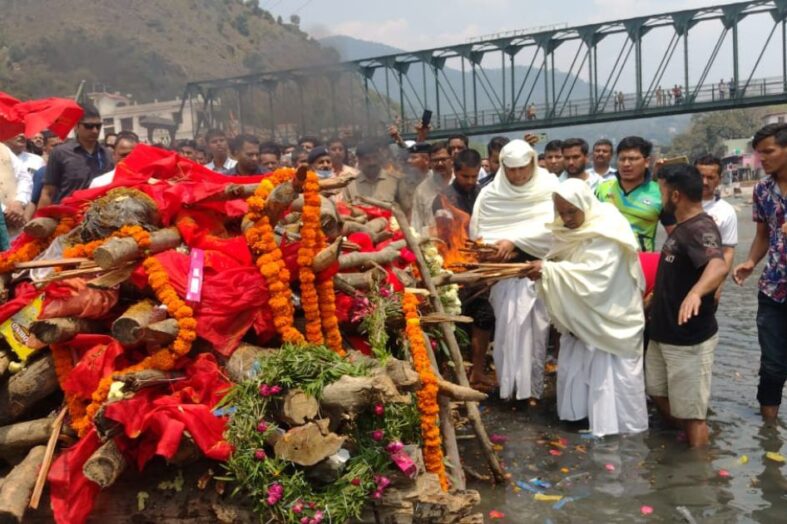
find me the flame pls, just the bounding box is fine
[434,195,477,271]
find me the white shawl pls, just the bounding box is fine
[469,140,558,258]
[537,178,646,358]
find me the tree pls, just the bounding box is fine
[289,14,300,26]
[667,108,767,159]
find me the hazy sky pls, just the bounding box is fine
[264,0,741,50]
[261,0,783,92]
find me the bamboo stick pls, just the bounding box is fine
[29,407,67,509]
[359,196,507,484]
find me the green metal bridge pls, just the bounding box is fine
[180,0,787,140]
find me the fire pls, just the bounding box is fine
[434,195,477,270]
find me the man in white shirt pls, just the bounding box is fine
[204,128,237,174]
[0,141,32,240]
[695,154,737,302]
[586,138,617,180]
[5,133,45,175]
[89,132,140,189]
[558,138,602,191]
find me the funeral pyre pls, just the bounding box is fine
[0,145,501,524]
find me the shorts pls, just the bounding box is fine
[645,334,718,420]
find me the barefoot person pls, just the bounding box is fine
[733,124,787,420]
[525,178,648,436]
[647,164,728,447]
[470,139,558,400]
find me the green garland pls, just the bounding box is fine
[221,344,421,523]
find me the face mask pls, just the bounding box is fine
[316,169,333,179]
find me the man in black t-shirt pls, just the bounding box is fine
[646,164,728,448]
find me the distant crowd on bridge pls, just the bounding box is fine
[2,101,786,449]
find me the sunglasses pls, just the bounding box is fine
[80,123,103,130]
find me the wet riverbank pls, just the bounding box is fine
[462,205,786,523]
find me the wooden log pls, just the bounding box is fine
[312,237,342,273]
[0,355,59,426]
[437,380,487,402]
[263,180,300,225]
[337,239,407,271]
[139,319,179,346]
[87,264,137,289]
[0,351,9,378]
[0,274,9,303]
[111,299,167,345]
[333,268,386,291]
[0,445,46,522]
[0,418,54,453]
[385,358,421,389]
[22,218,57,239]
[93,227,181,269]
[320,374,409,421]
[112,369,185,393]
[421,313,474,324]
[273,421,345,467]
[83,439,127,489]
[279,389,319,426]
[359,196,506,484]
[30,317,102,344]
[224,343,276,383]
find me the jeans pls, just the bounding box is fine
[756,292,787,406]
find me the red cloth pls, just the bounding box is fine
[134,250,274,354]
[48,429,102,524]
[61,335,129,399]
[106,353,232,468]
[0,281,39,324]
[638,252,660,296]
[61,145,270,225]
[48,354,232,524]
[0,92,83,140]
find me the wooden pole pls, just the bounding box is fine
[30,318,102,345]
[0,355,59,426]
[358,196,507,483]
[22,217,58,239]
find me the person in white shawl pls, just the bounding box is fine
[525,178,648,436]
[470,139,558,400]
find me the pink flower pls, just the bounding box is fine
[254,449,267,461]
[292,501,304,514]
[350,477,361,486]
[371,429,384,442]
[300,518,310,524]
[259,384,271,396]
[270,385,283,395]
[374,403,385,416]
[374,474,391,489]
[257,421,268,433]
[386,441,404,454]
[372,490,382,500]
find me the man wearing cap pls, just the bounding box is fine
[397,142,431,219]
[341,141,403,205]
[308,146,334,179]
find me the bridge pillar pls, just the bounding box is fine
[623,18,651,109]
[722,5,747,99]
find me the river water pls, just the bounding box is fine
[463,204,787,523]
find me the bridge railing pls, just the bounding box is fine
[400,75,787,135]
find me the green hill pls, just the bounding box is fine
[0,0,339,102]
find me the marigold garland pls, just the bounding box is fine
[402,292,448,490]
[76,255,197,437]
[244,169,305,345]
[316,229,344,356]
[298,171,324,345]
[0,216,76,273]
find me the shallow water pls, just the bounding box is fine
[463,203,787,523]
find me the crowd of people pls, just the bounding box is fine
[1,102,785,449]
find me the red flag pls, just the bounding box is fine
[0,92,83,141]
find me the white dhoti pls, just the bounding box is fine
[557,334,648,437]
[489,277,550,400]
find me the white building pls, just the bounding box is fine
[761,110,787,126]
[87,92,196,145]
